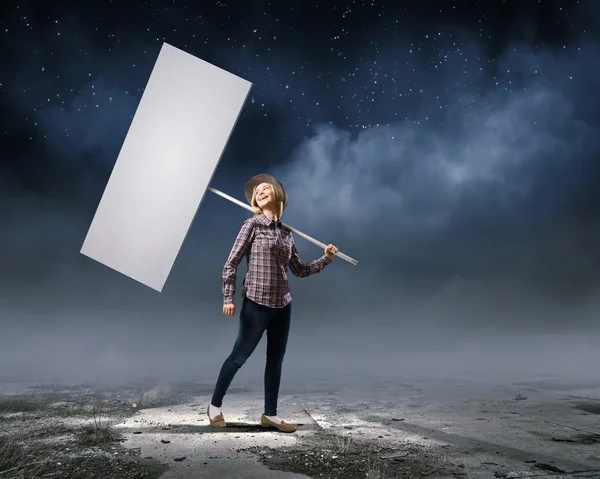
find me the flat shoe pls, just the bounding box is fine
[207,404,226,427]
[260,414,297,433]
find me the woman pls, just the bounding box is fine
[207,173,338,433]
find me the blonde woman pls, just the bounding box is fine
[207,173,338,433]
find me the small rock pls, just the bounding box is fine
[392,418,405,421]
[174,456,186,462]
[514,394,527,401]
[161,439,170,444]
[133,431,142,434]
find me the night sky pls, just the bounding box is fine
[1,0,599,382]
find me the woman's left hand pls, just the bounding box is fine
[325,244,338,260]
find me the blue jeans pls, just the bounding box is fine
[211,296,292,416]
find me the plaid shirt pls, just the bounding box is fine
[222,213,332,308]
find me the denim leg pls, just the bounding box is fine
[264,302,292,416]
[211,297,270,408]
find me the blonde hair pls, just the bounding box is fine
[251,183,284,220]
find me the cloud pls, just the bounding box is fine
[276,81,584,230]
[271,39,600,311]
[2,8,599,330]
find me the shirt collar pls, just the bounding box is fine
[257,213,281,226]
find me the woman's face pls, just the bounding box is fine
[255,182,275,208]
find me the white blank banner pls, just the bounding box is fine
[81,42,252,292]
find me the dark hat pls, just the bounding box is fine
[244,173,288,210]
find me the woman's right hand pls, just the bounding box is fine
[223,303,235,317]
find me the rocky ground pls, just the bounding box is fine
[1,375,600,478]
[0,382,187,478]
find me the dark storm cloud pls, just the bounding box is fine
[270,33,600,328]
[0,0,599,385]
[1,0,599,335]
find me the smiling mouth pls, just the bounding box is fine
[260,196,269,201]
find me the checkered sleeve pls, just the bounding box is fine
[288,235,332,278]
[222,219,255,304]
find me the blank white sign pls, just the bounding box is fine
[81,42,252,292]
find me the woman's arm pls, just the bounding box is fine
[222,219,255,304]
[289,236,332,278]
